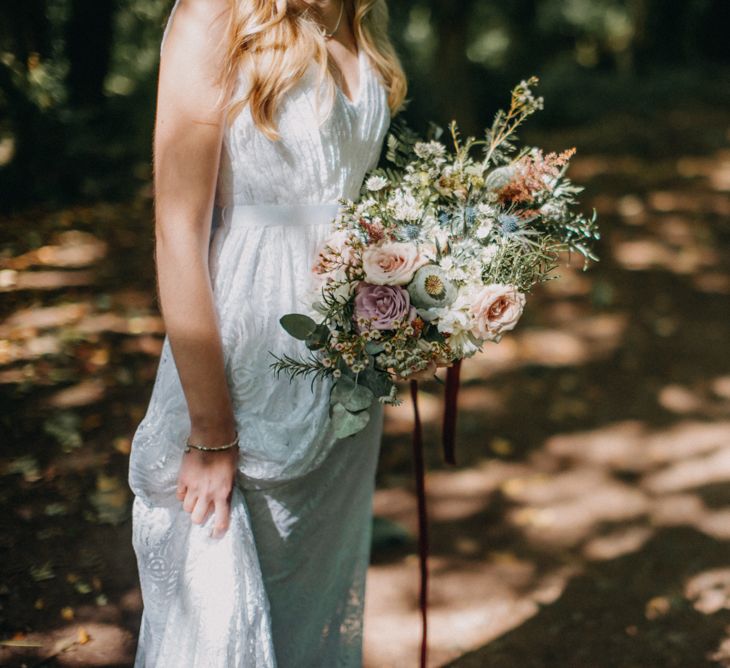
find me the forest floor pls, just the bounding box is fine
[0,102,729,667]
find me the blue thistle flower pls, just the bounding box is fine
[438,210,450,227]
[496,211,541,247]
[498,213,520,235]
[464,205,476,226]
[401,224,421,241]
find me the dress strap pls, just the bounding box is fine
[160,0,182,56]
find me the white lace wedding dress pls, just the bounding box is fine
[127,3,391,666]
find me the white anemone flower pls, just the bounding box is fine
[414,140,447,160]
[475,219,494,239]
[365,175,388,192]
[484,164,517,192]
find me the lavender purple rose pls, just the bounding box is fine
[353,282,415,331]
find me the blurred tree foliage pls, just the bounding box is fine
[0,0,728,212]
[0,0,169,210]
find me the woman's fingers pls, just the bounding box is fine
[212,495,231,538]
[181,488,213,526]
[182,490,231,537]
[190,495,213,525]
[182,489,198,514]
[176,448,237,535]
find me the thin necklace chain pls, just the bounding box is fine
[322,0,345,39]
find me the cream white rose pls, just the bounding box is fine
[428,294,481,357]
[362,241,428,286]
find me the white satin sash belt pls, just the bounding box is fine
[220,203,342,228]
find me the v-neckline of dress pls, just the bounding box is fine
[333,44,366,109]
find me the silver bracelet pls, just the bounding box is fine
[184,430,239,453]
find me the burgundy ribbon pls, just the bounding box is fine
[410,379,429,668]
[410,363,462,666]
[442,360,462,466]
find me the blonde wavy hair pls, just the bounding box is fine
[215,0,407,140]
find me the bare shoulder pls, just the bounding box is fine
[158,0,232,122]
[161,0,230,65]
[173,0,230,34]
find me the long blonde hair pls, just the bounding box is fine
[215,0,407,141]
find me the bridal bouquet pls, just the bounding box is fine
[271,77,599,439]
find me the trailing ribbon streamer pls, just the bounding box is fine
[410,380,429,668]
[409,363,463,666]
[441,360,462,466]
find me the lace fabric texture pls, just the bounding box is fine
[128,2,391,666]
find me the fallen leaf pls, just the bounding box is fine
[645,595,671,620]
[44,502,68,516]
[113,436,131,454]
[74,581,92,594]
[30,561,55,582]
[0,638,42,647]
[88,473,130,524]
[490,437,513,456]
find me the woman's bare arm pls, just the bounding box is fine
[153,0,237,537]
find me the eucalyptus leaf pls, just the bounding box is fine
[305,323,330,350]
[359,368,394,400]
[371,516,414,551]
[365,341,385,355]
[331,403,370,439]
[330,376,374,412]
[335,357,355,378]
[280,313,317,340]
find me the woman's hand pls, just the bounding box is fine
[176,423,238,538]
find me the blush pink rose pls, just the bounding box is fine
[469,284,526,340]
[362,241,428,285]
[353,283,415,331]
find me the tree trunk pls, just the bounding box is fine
[697,0,730,63]
[632,0,690,69]
[65,0,117,106]
[430,0,480,133]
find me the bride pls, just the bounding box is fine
[127,0,406,665]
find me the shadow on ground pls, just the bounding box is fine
[445,528,730,668]
[0,100,729,666]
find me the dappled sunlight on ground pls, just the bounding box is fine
[366,417,730,665]
[1,111,729,665]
